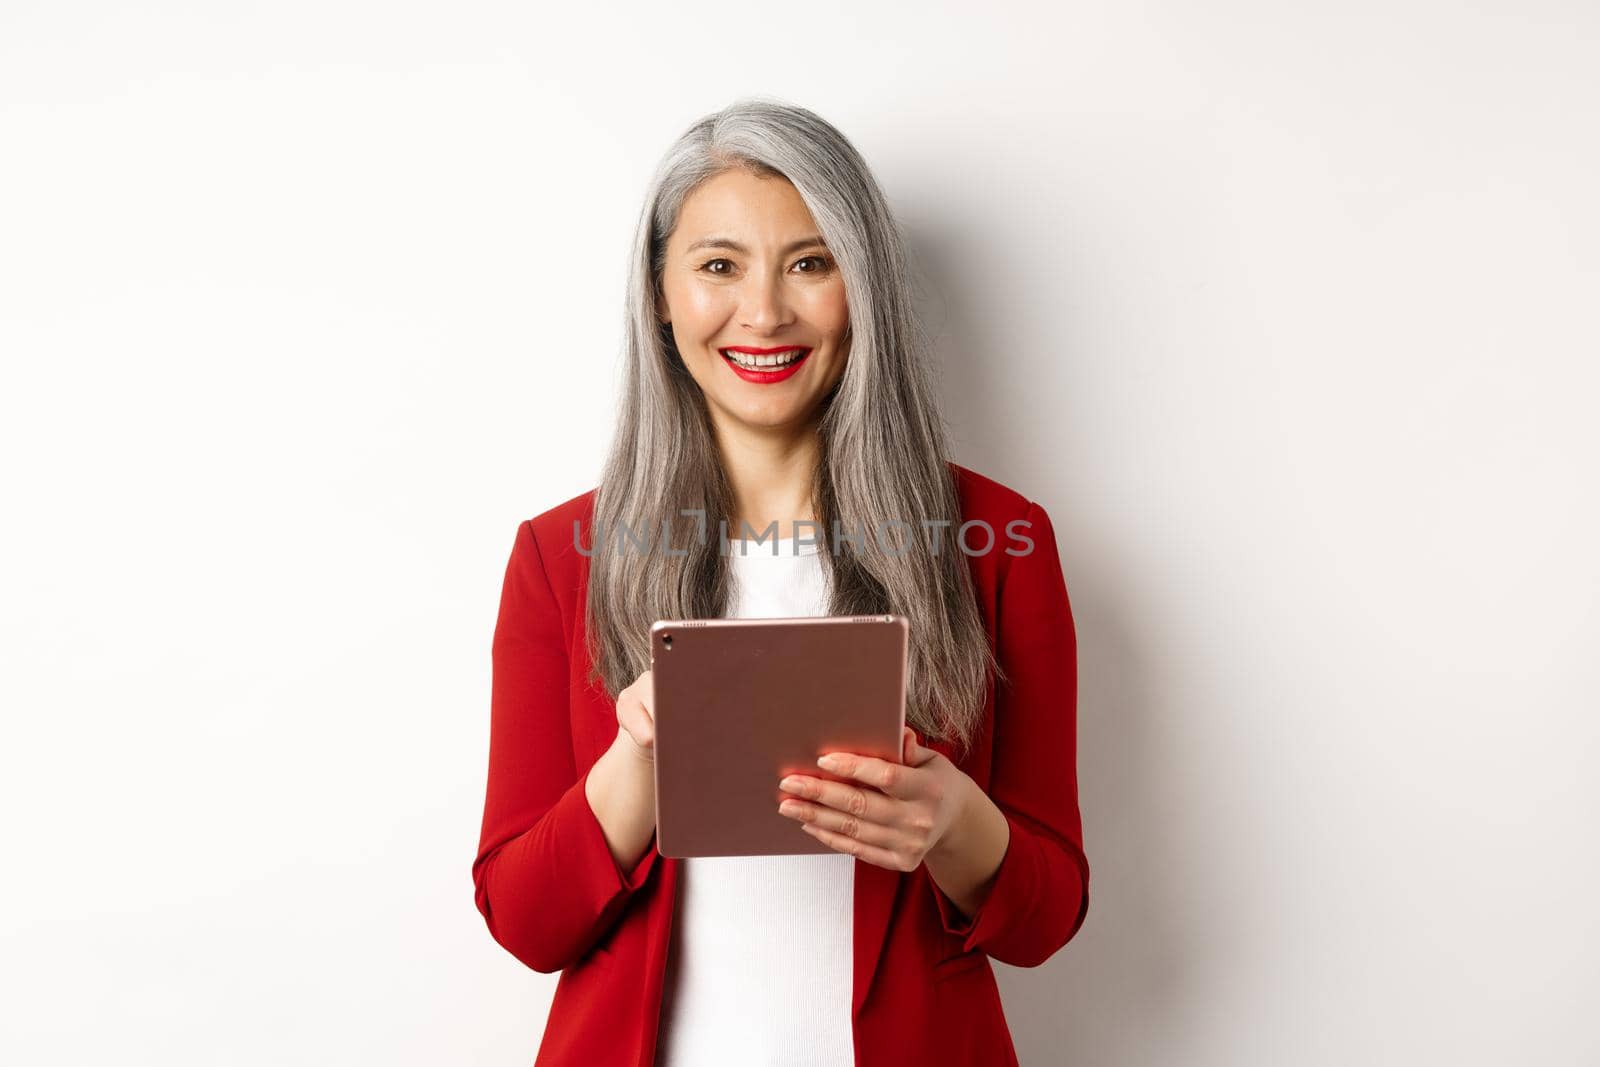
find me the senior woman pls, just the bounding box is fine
[472,97,1090,1066]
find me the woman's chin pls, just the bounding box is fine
[711,400,822,437]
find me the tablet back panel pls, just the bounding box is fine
[650,614,909,858]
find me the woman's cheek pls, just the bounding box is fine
[680,279,740,325]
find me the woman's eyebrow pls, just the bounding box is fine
[685,235,827,255]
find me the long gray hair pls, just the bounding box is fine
[584,97,1003,755]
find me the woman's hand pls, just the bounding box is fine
[776,727,975,873]
[584,669,660,872]
[613,669,657,764]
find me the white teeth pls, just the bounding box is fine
[722,348,806,368]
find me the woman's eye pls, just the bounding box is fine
[698,256,829,276]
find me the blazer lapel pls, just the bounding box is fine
[851,852,902,1017]
[852,732,963,1015]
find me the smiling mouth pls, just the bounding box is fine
[719,346,812,370]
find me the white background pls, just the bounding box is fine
[3,2,1596,1064]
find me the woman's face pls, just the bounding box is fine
[657,168,851,437]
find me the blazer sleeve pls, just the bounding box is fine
[471,519,660,974]
[927,499,1091,967]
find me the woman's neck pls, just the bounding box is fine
[713,418,820,543]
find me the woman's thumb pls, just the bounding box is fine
[901,725,935,766]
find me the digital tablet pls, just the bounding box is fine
[649,614,909,858]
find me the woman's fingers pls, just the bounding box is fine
[796,821,920,872]
[778,772,894,825]
[777,794,899,850]
[814,750,919,800]
[781,738,953,870]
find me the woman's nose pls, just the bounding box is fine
[737,271,794,332]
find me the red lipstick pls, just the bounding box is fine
[718,345,813,384]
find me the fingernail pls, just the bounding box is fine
[780,776,804,791]
[816,754,838,770]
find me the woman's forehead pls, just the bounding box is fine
[672,170,818,247]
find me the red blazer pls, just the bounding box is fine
[472,462,1090,1066]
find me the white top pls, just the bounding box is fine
[655,535,856,1067]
